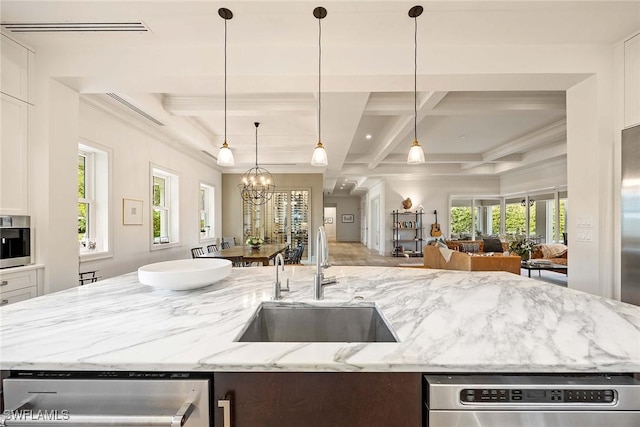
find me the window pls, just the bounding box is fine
[552,191,568,243]
[78,143,110,256]
[475,198,501,237]
[504,197,527,236]
[450,190,567,243]
[199,183,215,241]
[151,166,179,247]
[450,199,473,240]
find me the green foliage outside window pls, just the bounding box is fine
[153,210,161,239]
[450,207,472,234]
[78,155,87,240]
[153,176,166,240]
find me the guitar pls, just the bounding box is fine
[430,210,442,237]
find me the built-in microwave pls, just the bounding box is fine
[0,215,31,269]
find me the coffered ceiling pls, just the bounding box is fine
[2,1,639,195]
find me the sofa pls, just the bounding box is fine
[530,243,568,265]
[423,244,521,275]
[530,244,568,274]
[445,239,509,253]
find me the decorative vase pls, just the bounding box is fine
[251,244,261,250]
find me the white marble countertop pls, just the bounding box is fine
[1,265,639,372]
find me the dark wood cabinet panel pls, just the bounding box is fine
[214,372,421,427]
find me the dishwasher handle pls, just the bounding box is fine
[0,394,195,426]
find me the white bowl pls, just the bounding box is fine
[138,258,232,291]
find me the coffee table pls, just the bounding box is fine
[521,261,568,278]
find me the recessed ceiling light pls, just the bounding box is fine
[459,134,467,139]
[365,134,372,139]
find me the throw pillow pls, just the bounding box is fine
[483,238,503,253]
[460,242,480,253]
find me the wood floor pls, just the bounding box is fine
[327,241,423,267]
[325,241,567,286]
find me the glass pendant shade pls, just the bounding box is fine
[311,141,328,166]
[217,141,234,166]
[407,140,425,164]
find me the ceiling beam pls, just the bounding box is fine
[366,91,448,169]
[461,118,566,170]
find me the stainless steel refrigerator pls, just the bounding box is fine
[622,124,640,306]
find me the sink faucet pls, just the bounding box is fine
[313,226,337,300]
[273,253,289,300]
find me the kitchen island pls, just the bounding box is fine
[1,265,639,372]
[2,265,640,426]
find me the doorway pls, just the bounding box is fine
[324,207,337,242]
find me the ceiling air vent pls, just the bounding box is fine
[1,22,149,33]
[106,93,164,126]
[201,151,218,161]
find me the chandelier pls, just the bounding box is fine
[239,122,275,206]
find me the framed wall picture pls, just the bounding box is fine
[341,214,354,223]
[123,198,143,225]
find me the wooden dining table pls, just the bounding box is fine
[197,243,289,266]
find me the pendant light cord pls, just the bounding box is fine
[318,15,322,144]
[255,123,259,167]
[224,18,228,143]
[413,14,417,142]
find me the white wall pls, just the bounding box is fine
[28,77,222,293]
[31,79,80,293]
[567,74,615,298]
[77,100,223,283]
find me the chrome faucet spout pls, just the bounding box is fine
[313,226,336,300]
[273,253,288,300]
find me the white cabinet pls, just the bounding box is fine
[624,33,640,127]
[0,94,29,215]
[0,35,33,103]
[1,35,31,215]
[0,267,40,306]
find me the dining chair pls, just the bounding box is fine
[286,244,304,264]
[207,244,218,253]
[227,256,244,267]
[221,241,231,250]
[79,270,100,285]
[191,247,205,258]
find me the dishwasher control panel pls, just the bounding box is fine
[460,388,616,404]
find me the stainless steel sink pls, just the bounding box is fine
[236,302,398,342]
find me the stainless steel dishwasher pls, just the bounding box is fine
[424,374,640,427]
[1,371,211,426]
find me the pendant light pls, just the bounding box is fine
[216,7,235,166]
[239,122,276,206]
[311,6,328,167]
[407,5,425,165]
